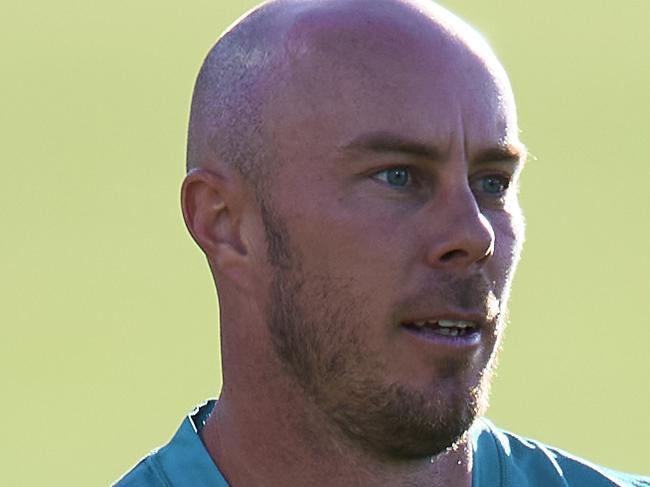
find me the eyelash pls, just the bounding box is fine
[372,167,513,197]
[471,173,512,196]
[372,167,413,187]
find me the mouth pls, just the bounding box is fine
[400,318,482,346]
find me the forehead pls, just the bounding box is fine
[264,4,519,165]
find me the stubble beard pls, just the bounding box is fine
[261,199,502,460]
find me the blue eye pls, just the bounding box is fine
[480,175,509,195]
[375,167,411,187]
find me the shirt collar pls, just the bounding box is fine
[160,400,498,487]
[154,400,229,486]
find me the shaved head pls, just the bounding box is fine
[186,3,285,191]
[186,0,514,194]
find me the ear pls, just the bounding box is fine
[181,168,248,275]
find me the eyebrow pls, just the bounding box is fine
[341,131,527,165]
[473,144,528,165]
[341,132,441,160]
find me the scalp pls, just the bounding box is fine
[186,0,510,190]
[186,2,290,189]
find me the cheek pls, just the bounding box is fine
[286,194,414,276]
[487,210,524,288]
[305,220,408,287]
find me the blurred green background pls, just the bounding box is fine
[1,0,648,485]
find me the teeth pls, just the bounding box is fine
[435,327,460,336]
[408,320,477,330]
[438,320,475,329]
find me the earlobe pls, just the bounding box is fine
[181,168,247,265]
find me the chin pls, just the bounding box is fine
[321,372,489,461]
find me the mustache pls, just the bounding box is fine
[398,273,500,322]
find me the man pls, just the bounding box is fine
[115,0,649,486]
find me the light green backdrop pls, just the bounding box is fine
[1,1,648,485]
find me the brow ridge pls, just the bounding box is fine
[342,131,441,160]
[342,131,527,166]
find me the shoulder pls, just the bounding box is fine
[472,418,650,487]
[112,453,167,487]
[111,400,230,487]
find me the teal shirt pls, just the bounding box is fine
[114,401,649,487]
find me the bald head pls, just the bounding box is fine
[186,0,515,193]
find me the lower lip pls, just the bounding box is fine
[401,324,482,349]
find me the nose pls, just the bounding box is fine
[425,187,495,270]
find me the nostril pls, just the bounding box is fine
[439,249,468,262]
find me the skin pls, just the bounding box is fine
[182,1,527,485]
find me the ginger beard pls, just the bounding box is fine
[261,199,507,460]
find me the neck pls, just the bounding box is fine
[200,381,474,487]
[204,299,475,487]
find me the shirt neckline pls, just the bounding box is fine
[163,400,501,487]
